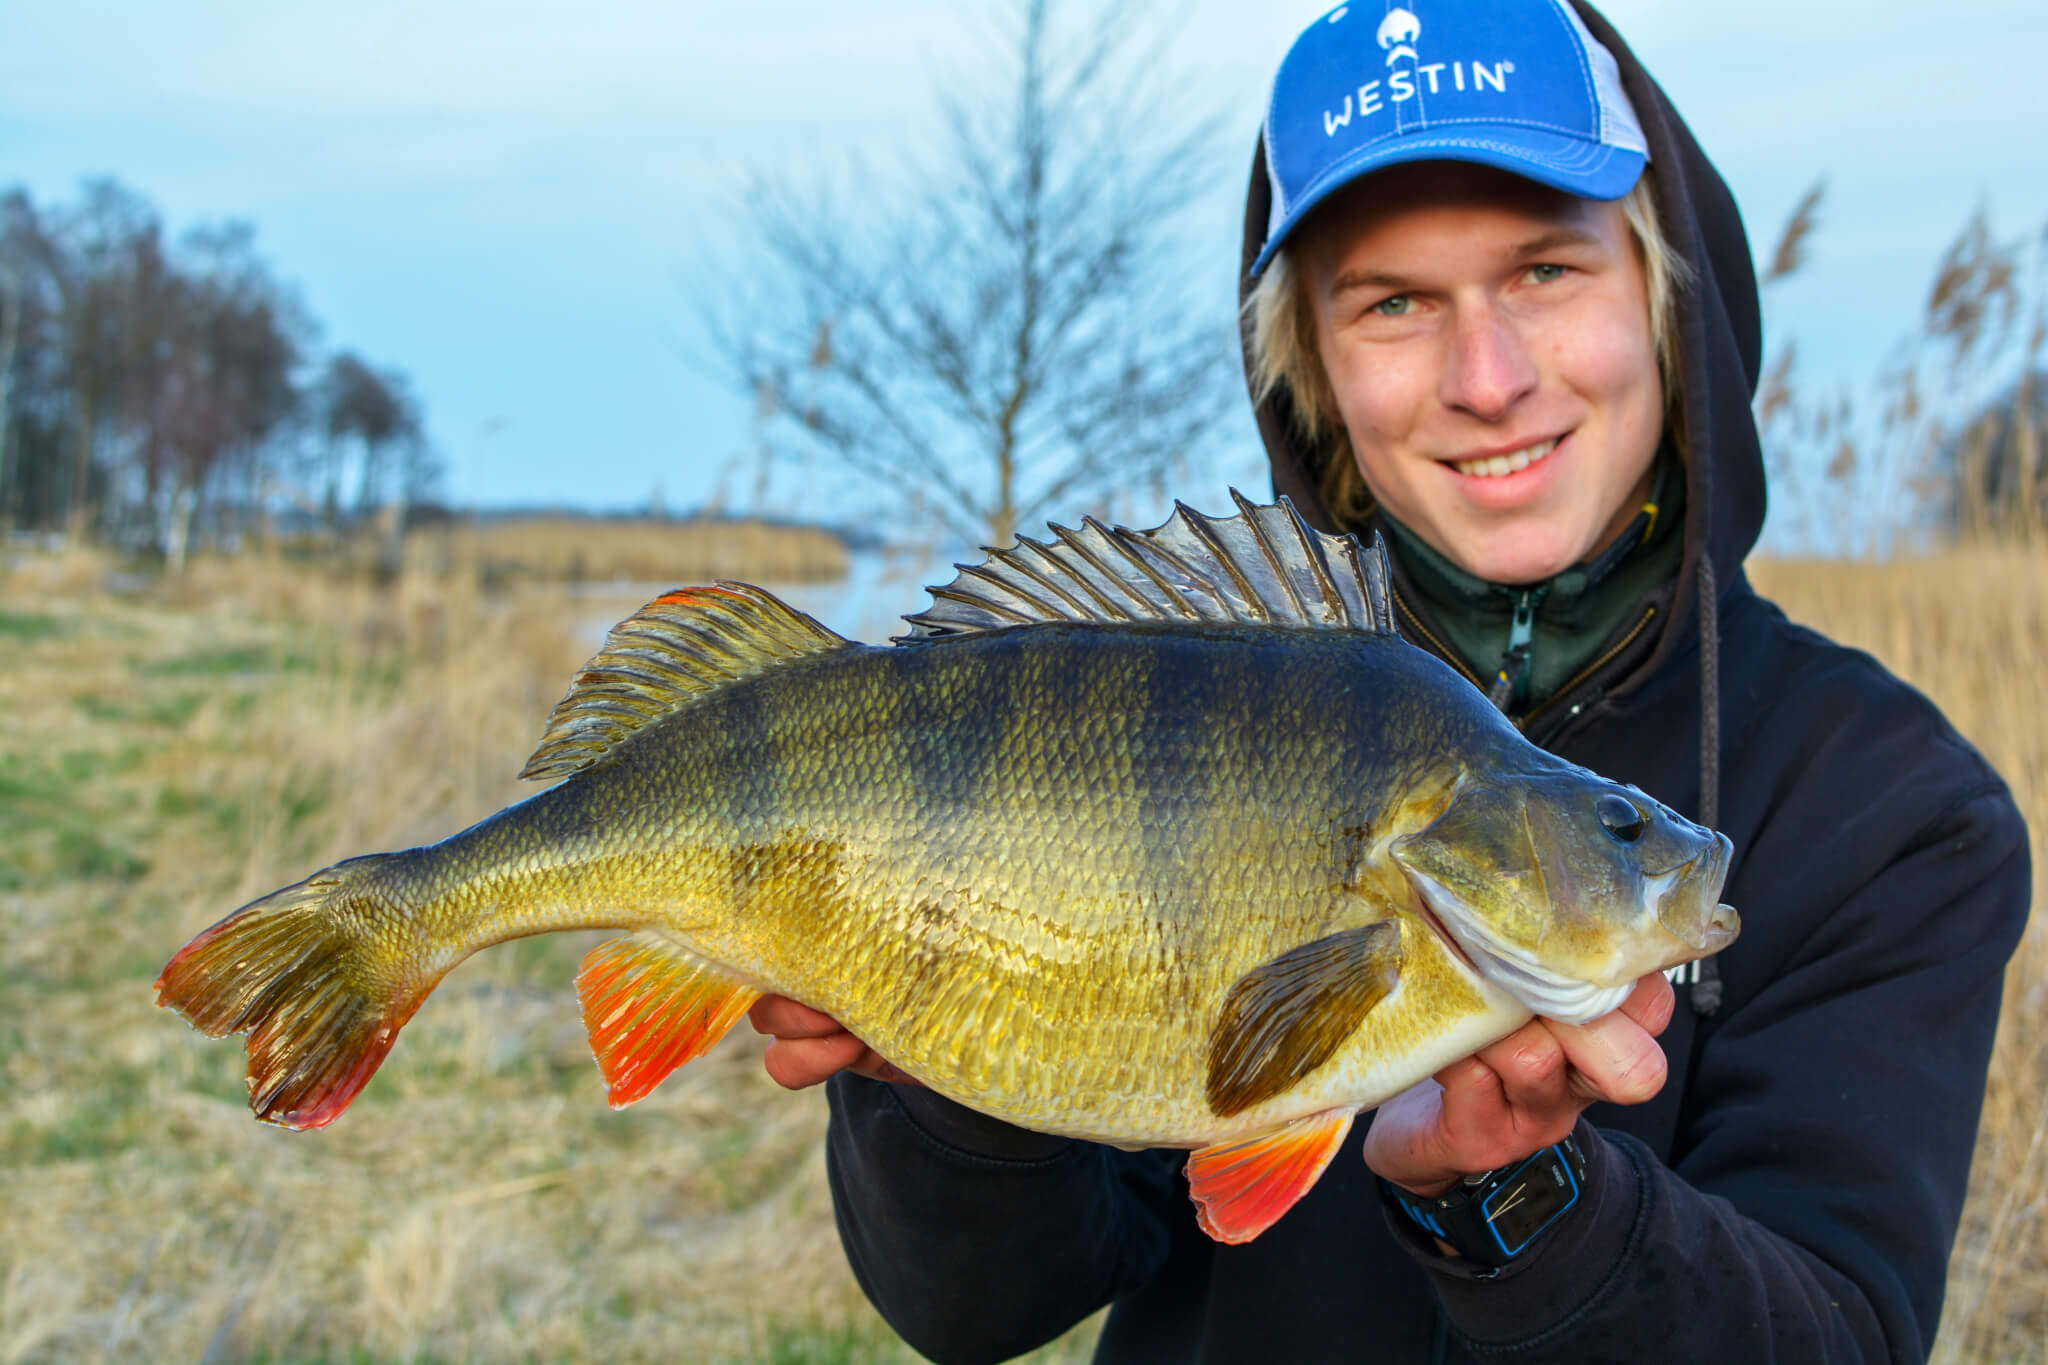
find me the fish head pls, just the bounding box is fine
[1390,768,1737,1024]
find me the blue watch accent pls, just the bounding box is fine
[1386,1135,1587,1268]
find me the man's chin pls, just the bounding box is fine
[1434,521,1586,585]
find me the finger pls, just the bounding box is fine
[1618,972,1676,1036]
[1450,1024,1576,1159]
[849,1054,923,1087]
[748,995,846,1039]
[1548,1007,1669,1107]
[1473,1020,1571,1106]
[761,1031,869,1090]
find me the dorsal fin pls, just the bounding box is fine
[898,491,1397,642]
[521,583,850,782]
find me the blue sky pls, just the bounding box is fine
[5,0,2046,532]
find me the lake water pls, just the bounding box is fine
[573,542,969,647]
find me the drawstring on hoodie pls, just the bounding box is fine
[1692,558,1724,1016]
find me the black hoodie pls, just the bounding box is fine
[820,5,2031,1361]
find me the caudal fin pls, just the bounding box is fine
[155,854,439,1130]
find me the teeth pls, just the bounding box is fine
[1453,438,1557,479]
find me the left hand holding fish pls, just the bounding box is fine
[750,996,923,1090]
[1364,973,1675,1201]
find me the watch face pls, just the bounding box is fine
[1482,1152,1581,1256]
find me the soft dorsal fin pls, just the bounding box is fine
[898,491,1396,641]
[521,583,849,781]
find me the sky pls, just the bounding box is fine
[5,0,2047,536]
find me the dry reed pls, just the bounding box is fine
[1,545,2041,1362]
[402,516,852,588]
[1753,548,2048,1364]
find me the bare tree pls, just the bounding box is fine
[33,180,161,543]
[0,179,431,554]
[316,351,422,528]
[144,223,308,567]
[0,243,22,525]
[710,0,1233,547]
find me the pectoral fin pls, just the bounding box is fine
[1206,922,1401,1118]
[1185,1109,1355,1244]
[578,932,760,1107]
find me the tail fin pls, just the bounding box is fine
[155,854,439,1130]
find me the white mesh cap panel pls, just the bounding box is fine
[1556,0,1650,160]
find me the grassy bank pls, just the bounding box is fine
[401,516,852,587]
[1,547,2041,1362]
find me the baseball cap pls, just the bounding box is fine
[1251,0,1651,277]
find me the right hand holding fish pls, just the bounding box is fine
[750,995,922,1090]
[1363,972,1675,1200]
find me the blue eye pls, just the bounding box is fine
[1372,295,1413,317]
[1529,263,1567,283]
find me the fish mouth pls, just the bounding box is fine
[1400,867,1634,1025]
[1645,834,1738,951]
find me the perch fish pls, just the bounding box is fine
[156,494,1736,1243]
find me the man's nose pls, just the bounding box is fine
[1439,305,1537,420]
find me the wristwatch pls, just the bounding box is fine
[1385,1135,1588,1270]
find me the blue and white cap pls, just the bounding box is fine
[1252,0,1650,276]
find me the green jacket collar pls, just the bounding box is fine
[1377,450,1685,717]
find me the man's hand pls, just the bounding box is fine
[748,995,921,1090]
[1364,972,1675,1197]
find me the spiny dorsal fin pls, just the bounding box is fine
[898,491,1397,641]
[521,583,849,782]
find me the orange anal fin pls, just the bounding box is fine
[577,932,760,1108]
[1184,1109,1355,1245]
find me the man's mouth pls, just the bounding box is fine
[1450,436,1560,479]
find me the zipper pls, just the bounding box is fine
[1486,589,1543,711]
[1391,587,1482,686]
[1520,603,1659,732]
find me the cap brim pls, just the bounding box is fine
[1250,128,1646,277]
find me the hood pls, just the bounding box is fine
[1238,0,1766,696]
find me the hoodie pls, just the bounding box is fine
[820,5,2030,1361]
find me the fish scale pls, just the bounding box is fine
[157,495,1736,1244]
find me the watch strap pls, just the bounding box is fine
[1385,1135,1588,1269]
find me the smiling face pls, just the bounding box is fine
[1298,163,1665,585]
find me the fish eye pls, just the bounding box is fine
[1597,794,1647,842]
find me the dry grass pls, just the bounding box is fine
[0,555,1092,1364]
[1752,548,2048,1364]
[401,516,852,588]
[0,545,2040,1363]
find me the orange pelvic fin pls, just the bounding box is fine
[1184,1109,1356,1245]
[578,932,760,1107]
[155,854,438,1130]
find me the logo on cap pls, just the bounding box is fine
[1376,8,1420,62]
[1253,0,1652,277]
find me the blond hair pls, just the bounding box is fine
[1243,175,1691,530]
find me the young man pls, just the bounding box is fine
[750,2,2031,1360]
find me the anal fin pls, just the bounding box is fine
[1185,1110,1355,1245]
[577,932,761,1107]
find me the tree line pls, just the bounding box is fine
[0,178,436,567]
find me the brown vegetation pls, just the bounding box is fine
[1751,548,2047,1363]
[1,546,2040,1362]
[402,516,851,589]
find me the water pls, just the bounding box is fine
[574,542,967,647]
